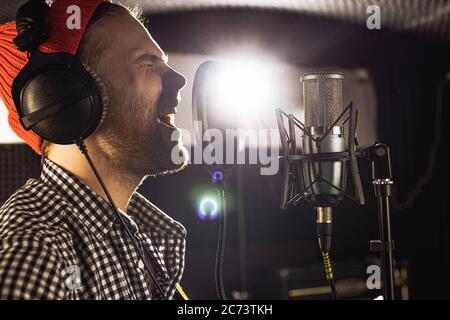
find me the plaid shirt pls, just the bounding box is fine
[0,158,186,299]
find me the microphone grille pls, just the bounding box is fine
[302,72,344,127]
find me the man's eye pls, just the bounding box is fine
[143,63,160,71]
[147,63,165,72]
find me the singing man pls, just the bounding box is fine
[0,0,188,299]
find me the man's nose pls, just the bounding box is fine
[163,67,187,91]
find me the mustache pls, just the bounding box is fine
[157,90,181,115]
[158,90,180,104]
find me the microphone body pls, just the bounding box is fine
[301,72,347,208]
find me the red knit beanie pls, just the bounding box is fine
[0,0,109,154]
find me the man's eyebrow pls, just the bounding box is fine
[135,52,169,64]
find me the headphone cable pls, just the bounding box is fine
[75,139,168,300]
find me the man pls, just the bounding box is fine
[0,0,188,299]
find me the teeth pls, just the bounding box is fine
[167,113,175,123]
[158,113,176,128]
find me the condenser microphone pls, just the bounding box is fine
[301,72,347,207]
[275,71,366,300]
[301,71,347,256]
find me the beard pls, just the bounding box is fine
[90,82,188,178]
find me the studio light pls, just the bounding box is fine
[207,57,281,125]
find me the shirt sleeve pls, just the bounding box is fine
[0,232,66,299]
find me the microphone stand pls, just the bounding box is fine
[359,143,395,300]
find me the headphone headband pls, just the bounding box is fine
[13,0,49,53]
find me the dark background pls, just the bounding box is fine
[140,9,450,299]
[1,2,450,299]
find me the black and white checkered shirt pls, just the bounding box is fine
[0,158,186,299]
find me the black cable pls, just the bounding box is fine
[330,279,338,300]
[214,198,223,299]
[316,209,339,300]
[219,190,228,300]
[214,189,227,300]
[75,140,167,300]
[321,251,338,300]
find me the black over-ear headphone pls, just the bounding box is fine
[11,0,106,145]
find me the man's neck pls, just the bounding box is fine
[47,143,140,213]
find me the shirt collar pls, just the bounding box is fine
[40,158,186,240]
[41,158,117,239]
[128,191,186,239]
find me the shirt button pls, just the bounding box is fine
[138,260,145,269]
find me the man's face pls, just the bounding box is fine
[87,11,188,177]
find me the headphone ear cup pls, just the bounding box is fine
[81,63,109,131]
[12,52,105,144]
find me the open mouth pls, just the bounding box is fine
[158,113,177,129]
